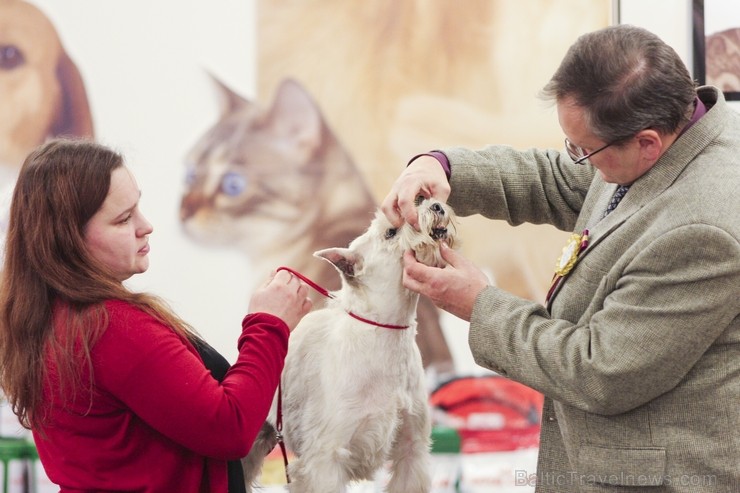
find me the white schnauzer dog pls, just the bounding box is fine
[242,198,457,493]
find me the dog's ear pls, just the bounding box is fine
[52,51,94,139]
[314,248,362,277]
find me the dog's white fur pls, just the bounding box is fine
[243,198,457,493]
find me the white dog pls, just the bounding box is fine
[243,198,457,493]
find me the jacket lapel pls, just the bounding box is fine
[545,99,720,309]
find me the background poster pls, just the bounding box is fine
[252,0,610,371]
[4,0,610,371]
[2,0,610,489]
[693,0,740,98]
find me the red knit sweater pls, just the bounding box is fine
[33,300,289,492]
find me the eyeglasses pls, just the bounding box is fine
[564,138,613,165]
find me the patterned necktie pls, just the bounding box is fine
[603,185,630,217]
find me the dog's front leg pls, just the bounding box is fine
[287,454,350,493]
[385,403,432,493]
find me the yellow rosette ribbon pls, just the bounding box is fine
[554,229,590,277]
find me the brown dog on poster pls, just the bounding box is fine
[0,0,94,171]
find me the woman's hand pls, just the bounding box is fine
[249,270,312,331]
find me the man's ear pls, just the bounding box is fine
[635,129,663,163]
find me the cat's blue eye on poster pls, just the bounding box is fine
[184,168,198,186]
[221,171,247,196]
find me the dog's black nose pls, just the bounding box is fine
[431,203,444,215]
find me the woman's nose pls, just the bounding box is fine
[138,215,154,236]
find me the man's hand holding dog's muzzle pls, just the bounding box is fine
[401,242,489,321]
[381,155,450,231]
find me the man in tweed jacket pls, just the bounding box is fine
[382,25,739,492]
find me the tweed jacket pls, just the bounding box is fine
[444,86,739,492]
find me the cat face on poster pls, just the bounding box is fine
[180,76,376,289]
[179,76,456,373]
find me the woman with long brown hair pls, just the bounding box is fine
[0,138,311,492]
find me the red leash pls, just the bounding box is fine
[271,266,410,483]
[274,381,290,484]
[277,266,333,298]
[276,266,409,330]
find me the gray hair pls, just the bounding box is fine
[541,25,696,143]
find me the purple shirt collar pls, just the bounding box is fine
[679,96,706,137]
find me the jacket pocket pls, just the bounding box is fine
[577,445,666,486]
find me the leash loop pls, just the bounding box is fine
[277,266,334,299]
[276,266,409,330]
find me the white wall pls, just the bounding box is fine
[618,0,740,111]
[618,0,695,67]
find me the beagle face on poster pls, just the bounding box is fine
[0,0,93,171]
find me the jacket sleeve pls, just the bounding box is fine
[467,224,740,415]
[444,144,594,232]
[93,305,288,459]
